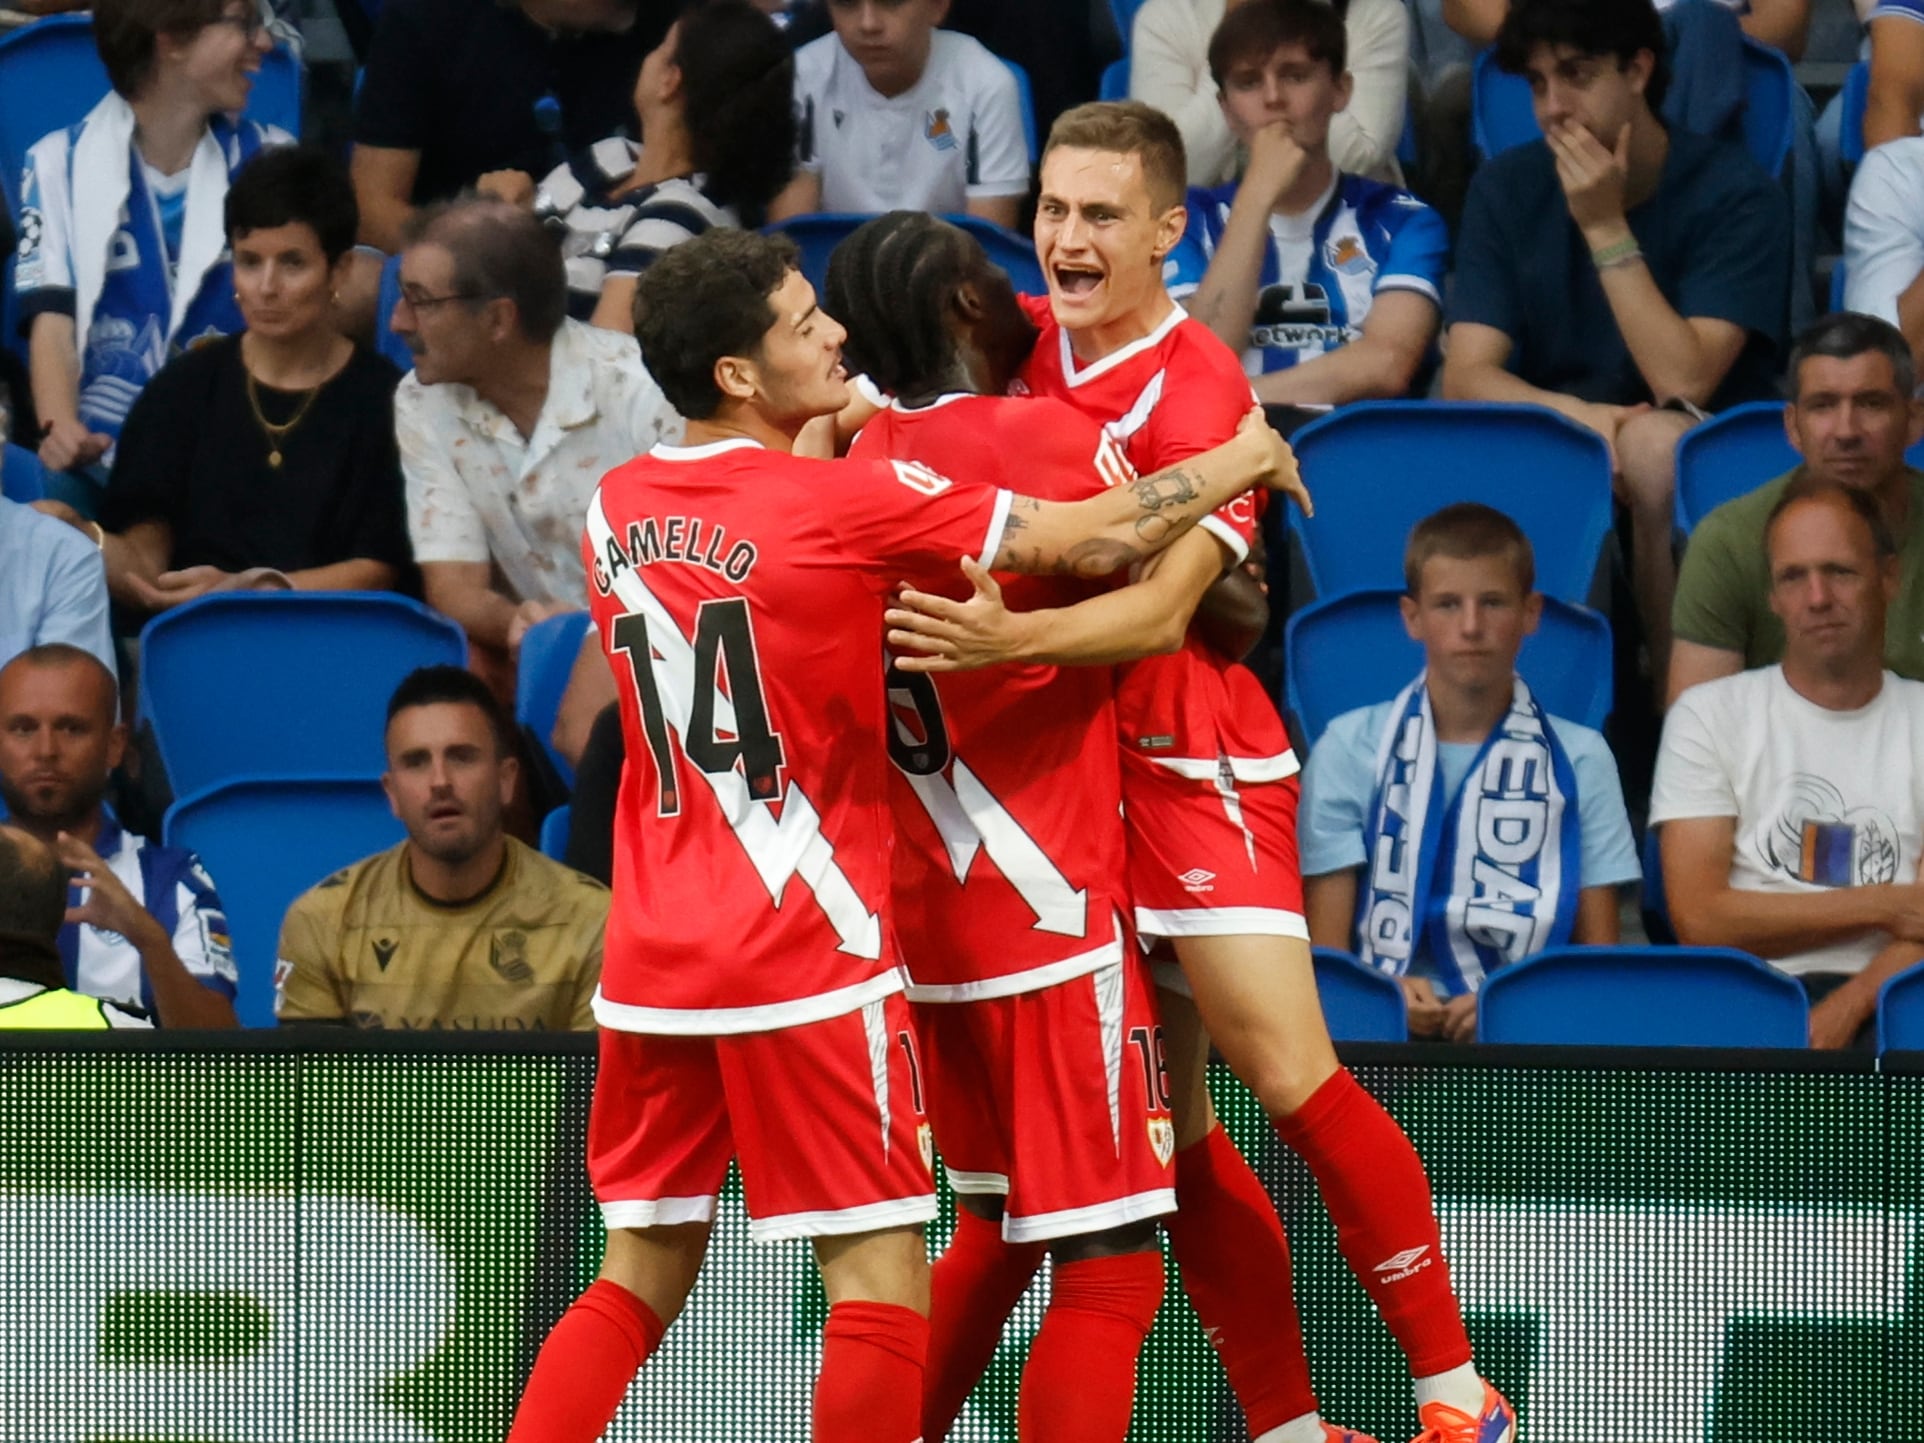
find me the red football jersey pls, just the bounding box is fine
[1016,294,1294,776]
[850,394,1135,998]
[584,438,1011,1035]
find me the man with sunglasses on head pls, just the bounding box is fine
[391,197,680,667]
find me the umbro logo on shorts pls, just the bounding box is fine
[1374,1245,1433,1282]
[1177,868,1216,892]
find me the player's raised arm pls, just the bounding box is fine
[988,409,1305,578]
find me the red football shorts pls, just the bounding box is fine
[1123,754,1309,953]
[912,955,1177,1244]
[589,993,938,1242]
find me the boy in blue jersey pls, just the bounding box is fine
[1170,0,1447,407]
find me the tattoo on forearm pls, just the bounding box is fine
[1130,469,1200,513]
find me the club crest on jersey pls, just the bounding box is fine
[1147,1117,1175,1168]
[1325,234,1377,279]
[924,109,958,152]
[918,1123,935,1176]
[490,930,535,984]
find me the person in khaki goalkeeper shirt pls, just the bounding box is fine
[276,665,606,1030]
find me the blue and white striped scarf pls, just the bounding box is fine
[1357,674,1581,995]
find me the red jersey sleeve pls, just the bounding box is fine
[822,458,1013,590]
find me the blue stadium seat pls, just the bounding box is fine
[1830,257,1848,314]
[943,213,1046,295]
[766,213,1046,301]
[1109,0,1149,51]
[1840,59,1869,168]
[1,443,47,503]
[165,775,403,1026]
[540,803,572,862]
[374,252,414,372]
[1640,827,1675,946]
[1476,945,1809,1046]
[139,592,467,799]
[516,611,592,788]
[1673,400,1796,533]
[1287,402,1614,603]
[1472,40,1795,176]
[1285,588,1613,745]
[1675,399,1924,534]
[1313,947,1408,1042]
[1877,958,1924,1052]
[1002,59,1039,164]
[1100,57,1130,102]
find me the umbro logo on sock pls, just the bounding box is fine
[1373,1245,1433,1282]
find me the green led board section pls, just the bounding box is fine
[0,1042,1915,1441]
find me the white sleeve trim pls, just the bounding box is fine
[974,488,1015,569]
[1197,512,1250,565]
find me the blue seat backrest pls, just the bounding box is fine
[1001,59,1038,164]
[1477,945,1809,1046]
[1473,40,1794,175]
[1313,947,1408,1043]
[165,775,404,1026]
[540,804,573,863]
[943,213,1045,295]
[762,214,870,299]
[1285,589,1613,746]
[1109,0,1148,50]
[1,442,47,503]
[139,592,468,799]
[1100,57,1130,102]
[516,611,592,789]
[1287,402,1614,603]
[1675,399,1924,533]
[1879,960,1924,1052]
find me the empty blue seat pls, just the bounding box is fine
[1477,945,1808,1046]
[1673,400,1797,532]
[165,775,403,1026]
[1,443,47,503]
[516,611,592,788]
[1472,40,1795,176]
[1878,959,1924,1052]
[1100,57,1130,102]
[139,592,467,799]
[1285,588,1612,746]
[540,804,573,863]
[1109,0,1148,51]
[1287,402,1614,603]
[1313,947,1408,1042]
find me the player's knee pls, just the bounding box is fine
[1615,411,1685,507]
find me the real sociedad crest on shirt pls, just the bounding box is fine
[1325,234,1378,279]
[925,109,958,152]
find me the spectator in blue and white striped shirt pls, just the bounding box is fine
[0,645,238,1027]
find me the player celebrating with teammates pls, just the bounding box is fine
[503,226,1304,1443]
[888,102,1514,1443]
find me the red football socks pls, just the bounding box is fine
[815,1300,931,1443]
[1017,1250,1166,1443]
[924,1209,1048,1441]
[504,1278,664,1443]
[1275,1070,1473,1376]
[1162,1125,1320,1434]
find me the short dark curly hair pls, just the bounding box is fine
[632,228,800,421]
[1494,0,1669,114]
[226,147,360,264]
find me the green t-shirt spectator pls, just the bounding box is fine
[1672,467,1924,676]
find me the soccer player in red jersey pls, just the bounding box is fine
[502,227,1303,1443]
[824,211,1221,1443]
[891,103,1516,1443]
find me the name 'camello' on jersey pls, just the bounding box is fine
[584,440,1011,1034]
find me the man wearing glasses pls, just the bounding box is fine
[391,197,680,668]
[14,0,291,518]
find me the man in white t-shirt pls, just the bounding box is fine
[1653,475,1924,1049]
[391,198,680,664]
[770,0,1030,228]
[1844,135,1924,378]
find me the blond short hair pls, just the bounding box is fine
[1043,101,1188,214]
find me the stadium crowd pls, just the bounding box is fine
[2,0,1924,1436]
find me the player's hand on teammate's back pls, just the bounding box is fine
[885,559,1028,672]
[1236,407,1313,515]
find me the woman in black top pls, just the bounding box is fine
[38,147,414,613]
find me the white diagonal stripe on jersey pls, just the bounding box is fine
[1095,959,1124,1148]
[589,498,883,959]
[863,999,891,1159]
[903,759,1088,937]
[1105,369,1166,445]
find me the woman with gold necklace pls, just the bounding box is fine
[34,146,412,615]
